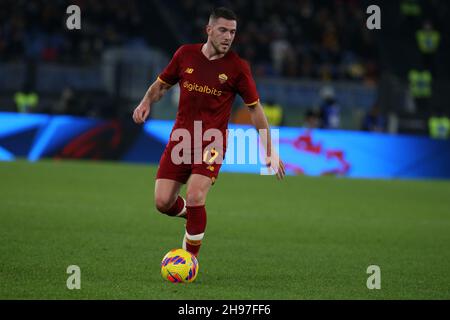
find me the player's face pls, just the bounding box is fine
[207,18,237,54]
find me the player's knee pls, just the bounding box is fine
[155,196,173,214]
[186,190,205,207]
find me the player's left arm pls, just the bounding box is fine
[236,58,285,179]
[248,102,286,180]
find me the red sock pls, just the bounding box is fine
[163,196,186,218]
[184,205,207,256]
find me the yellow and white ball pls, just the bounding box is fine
[160,248,199,283]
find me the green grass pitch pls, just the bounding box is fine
[1,160,449,299]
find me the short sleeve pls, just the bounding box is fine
[158,46,184,86]
[236,59,259,107]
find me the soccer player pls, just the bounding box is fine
[132,7,285,257]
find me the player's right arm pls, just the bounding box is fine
[133,45,185,124]
[132,79,172,124]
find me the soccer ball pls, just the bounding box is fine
[160,248,199,283]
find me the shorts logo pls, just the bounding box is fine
[185,67,194,74]
[183,81,222,96]
[218,73,228,84]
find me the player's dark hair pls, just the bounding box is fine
[210,7,237,22]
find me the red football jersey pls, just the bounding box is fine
[158,44,259,153]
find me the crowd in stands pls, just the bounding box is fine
[176,0,379,82]
[2,0,447,85]
[1,0,449,137]
[1,0,379,82]
[0,0,145,64]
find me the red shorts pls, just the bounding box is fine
[156,143,223,185]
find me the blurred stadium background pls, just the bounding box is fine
[1,0,450,178]
[1,0,450,127]
[1,0,450,299]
